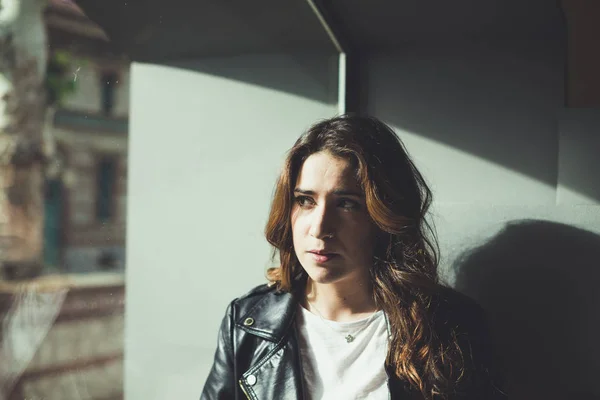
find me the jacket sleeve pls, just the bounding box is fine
[200,300,238,400]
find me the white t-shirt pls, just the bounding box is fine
[296,305,390,400]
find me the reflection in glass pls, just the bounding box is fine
[1,0,128,398]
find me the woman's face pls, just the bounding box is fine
[291,151,377,285]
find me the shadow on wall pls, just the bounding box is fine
[372,40,570,196]
[452,220,600,399]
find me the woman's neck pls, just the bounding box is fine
[304,277,378,322]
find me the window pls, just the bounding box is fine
[96,157,117,222]
[100,71,118,115]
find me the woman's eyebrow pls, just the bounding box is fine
[294,188,363,198]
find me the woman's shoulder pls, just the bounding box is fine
[220,283,296,333]
[227,282,289,312]
[239,282,277,299]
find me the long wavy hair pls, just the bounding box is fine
[264,115,464,398]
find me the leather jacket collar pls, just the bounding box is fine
[235,287,297,343]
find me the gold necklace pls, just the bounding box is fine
[306,300,380,343]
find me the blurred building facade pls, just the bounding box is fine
[0,3,128,400]
[44,0,129,274]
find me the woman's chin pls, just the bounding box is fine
[304,265,346,285]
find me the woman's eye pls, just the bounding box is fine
[339,199,360,210]
[294,196,359,210]
[295,196,314,207]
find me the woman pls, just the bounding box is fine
[201,115,505,399]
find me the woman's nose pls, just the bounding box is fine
[309,205,335,239]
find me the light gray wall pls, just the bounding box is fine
[368,41,600,398]
[124,53,338,400]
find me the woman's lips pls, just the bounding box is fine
[308,252,338,263]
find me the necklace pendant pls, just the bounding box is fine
[345,334,355,343]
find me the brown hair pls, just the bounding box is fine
[265,115,464,398]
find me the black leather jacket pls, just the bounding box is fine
[200,284,506,400]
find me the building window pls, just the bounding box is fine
[100,72,118,116]
[96,157,117,222]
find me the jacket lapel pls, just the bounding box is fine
[235,290,305,400]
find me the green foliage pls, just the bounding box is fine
[45,50,84,107]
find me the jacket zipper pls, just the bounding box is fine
[239,379,252,400]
